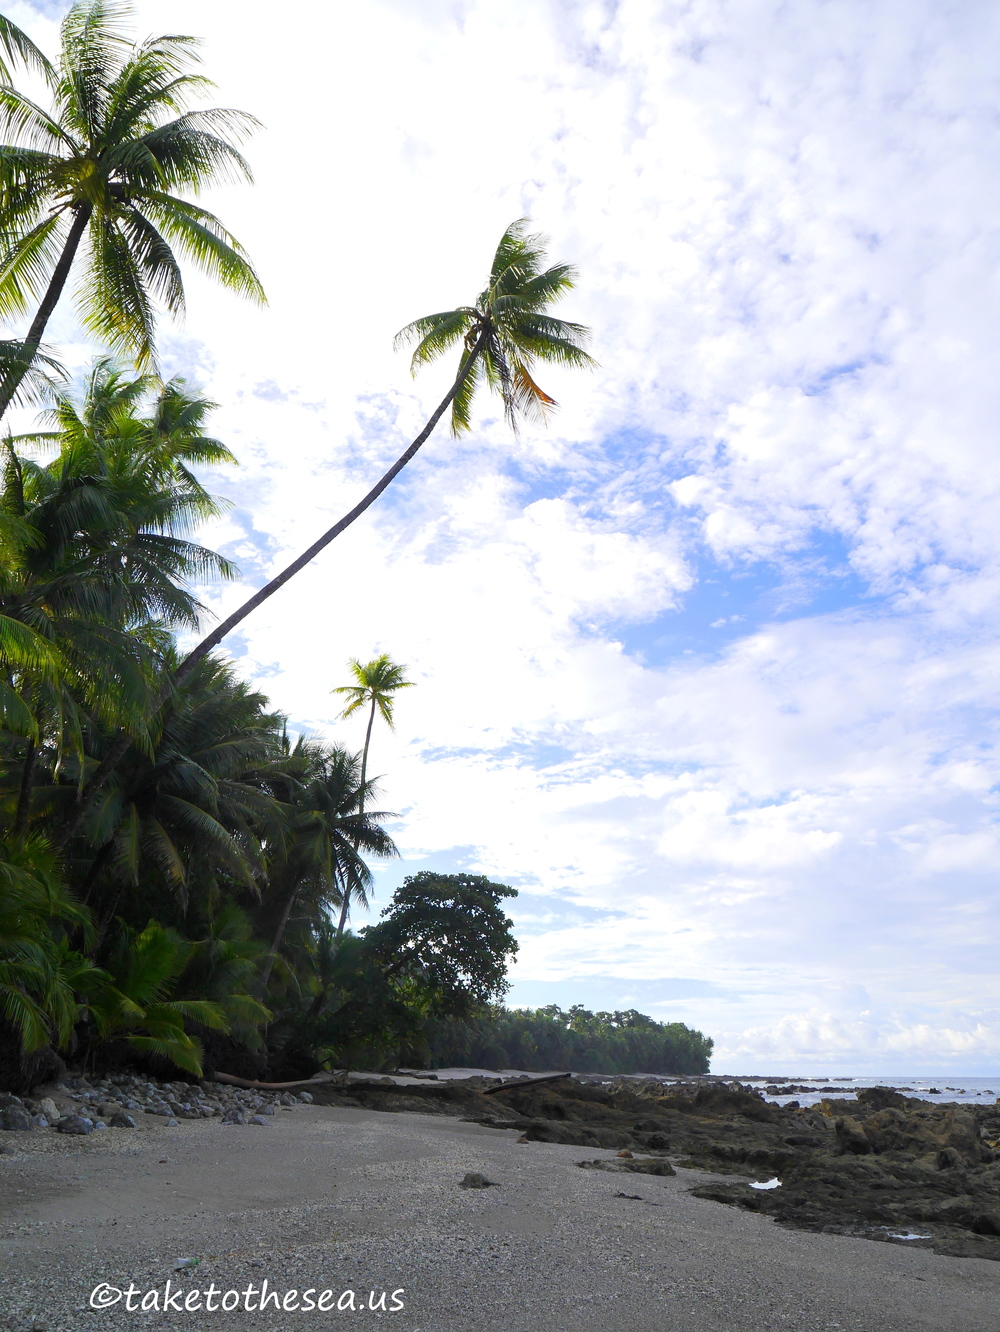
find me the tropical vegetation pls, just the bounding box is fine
[0,3,711,1090]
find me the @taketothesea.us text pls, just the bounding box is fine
[89,1281,406,1313]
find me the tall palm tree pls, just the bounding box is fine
[0,0,264,420]
[332,653,413,933]
[258,739,397,990]
[64,219,593,833]
[170,219,594,686]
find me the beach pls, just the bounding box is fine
[2,1099,999,1332]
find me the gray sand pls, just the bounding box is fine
[1,1103,998,1331]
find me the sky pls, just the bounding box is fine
[11,0,1000,1074]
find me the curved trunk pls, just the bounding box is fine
[58,331,487,848]
[0,205,91,422]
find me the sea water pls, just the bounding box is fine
[715,1074,1000,1109]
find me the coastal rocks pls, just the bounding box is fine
[37,1097,58,1121]
[1,1104,33,1131]
[55,1115,93,1135]
[109,1112,137,1128]
[221,1107,247,1125]
[578,1156,677,1177]
[835,1115,873,1155]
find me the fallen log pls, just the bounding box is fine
[483,1072,573,1096]
[211,1070,346,1091]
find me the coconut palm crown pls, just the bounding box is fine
[0,0,264,417]
[394,218,595,434]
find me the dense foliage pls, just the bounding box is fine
[0,2,713,1090]
[422,1004,713,1076]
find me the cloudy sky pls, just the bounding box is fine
[13,0,1000,1073]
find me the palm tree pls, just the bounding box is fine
[169,219,594,686]
[1,362,239,837]
[64,219,593,833]
[74,652,285,945]
[0,0,263,420]
[332,653,413,933]
[258,739,398,990]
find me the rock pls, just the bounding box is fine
[165,1118,179,1127]
[857,1086,912,1112]
[110,1112,137,1128]
[617,1149,634,1158]
[38,1097,58,1120]
[577,1156,676,1177]
[260,1104,275,1115]
[1,1105,34,1131]
[460,1172,497,1188]
[248,1114,267,1126]
[971,1213,1000,1235]
[221,1107,246,1125]
[56,1115,93,1135]
[0,1093,22,1109]
[298,1091,313,1103]
[835,1116,874,1156]
[93,1121,108,1130]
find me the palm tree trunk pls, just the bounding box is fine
[337,696,377,936]
[58,330,487,847]
[12,737,35,837]
[259,885,297,991]
[78,839,115,905]
[172,328,488,689]
[0,205,92,422]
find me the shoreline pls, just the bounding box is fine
[2,1084,1000,1330]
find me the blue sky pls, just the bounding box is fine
[14,0,1000,1072]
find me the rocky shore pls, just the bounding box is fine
[5,1070,1000,1265]
[0,1074,314,1136]
[305,1072,1000,1262]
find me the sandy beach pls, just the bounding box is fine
[2,1101,999,1332]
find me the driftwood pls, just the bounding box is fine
[211,1070,346,1091]
[483,1072,573,1096]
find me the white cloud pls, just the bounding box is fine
[13,0,1000,1071]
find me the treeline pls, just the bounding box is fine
[0,3,714,1090]
[423,1004,713,1075]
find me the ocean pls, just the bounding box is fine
[715,1074,999,1109]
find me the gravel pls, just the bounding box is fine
[2,1094,1000,1330]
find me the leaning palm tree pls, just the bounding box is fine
[170,218,594,686]
[0,0,264,420]
[63,219,593,835]
[331,653,413,932]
